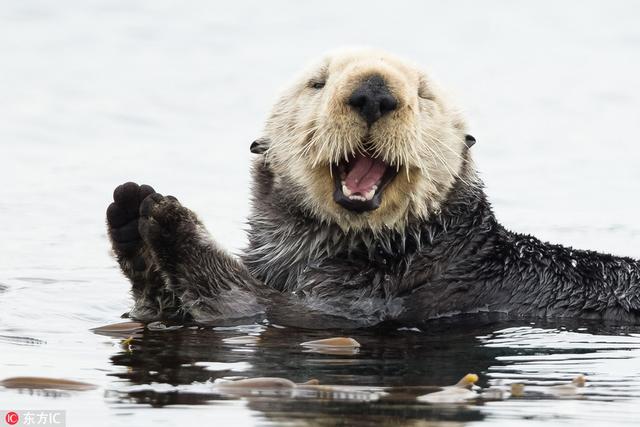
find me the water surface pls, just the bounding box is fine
[1,1,640,426]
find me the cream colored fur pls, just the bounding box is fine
[261,48,473,232]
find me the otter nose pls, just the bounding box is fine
[348,75,398,126]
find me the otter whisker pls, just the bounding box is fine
[422,141,458,183]
[418,128,462,172]
[424,130,482,190]
[422,127,468,163]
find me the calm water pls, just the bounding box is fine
[1,1,640,426]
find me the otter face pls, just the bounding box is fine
[261,48,472,231]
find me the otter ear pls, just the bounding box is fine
[464,134,476,149]
[250,137,270,154]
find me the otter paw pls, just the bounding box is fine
[107,182,156,259]
[138,193,200,258]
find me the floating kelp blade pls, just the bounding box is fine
[91,321,145,337]
[222,335,261,345]
[0,377,97,391]
[300,337,361,348]
[214,377,296,390]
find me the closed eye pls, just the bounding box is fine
[418,88,434,101]
[310,80,325,89]
[418,77,435,100]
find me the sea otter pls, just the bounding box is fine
[106,48,640,328]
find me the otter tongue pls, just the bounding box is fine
[344,154,387,194]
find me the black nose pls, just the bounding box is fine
[347,75,398,126]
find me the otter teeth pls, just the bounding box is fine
[341,181,378,202]
[363,186,377,200]
[341,181,353,197]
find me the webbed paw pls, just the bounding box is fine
[138,192,203,266]
[107,182,155,269]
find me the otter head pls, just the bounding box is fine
[258,48,474,232]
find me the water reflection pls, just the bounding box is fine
[93,317,640,424]
[104,320,495,423]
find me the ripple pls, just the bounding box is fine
[0,334,46,346]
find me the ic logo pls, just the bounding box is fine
[5,411,19,425]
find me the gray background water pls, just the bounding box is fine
[1,1,640,426]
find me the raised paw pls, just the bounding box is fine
[107,182,156,260]
[138,193,202,263]
[107,182,190,321]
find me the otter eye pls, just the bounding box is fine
[418,77,435,101]
[310,80,325,90]
[418,89,434,101]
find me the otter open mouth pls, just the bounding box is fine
[332,153,399,213]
